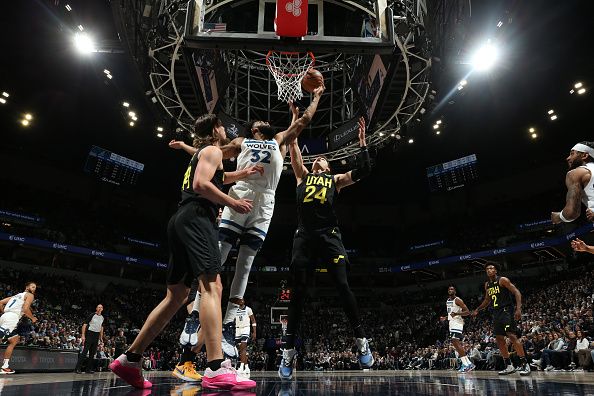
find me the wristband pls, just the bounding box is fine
[252,323,257,327]
[559,211,571,223]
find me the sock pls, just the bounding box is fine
[240,362,245,370]
[352,324,365,339]
[180,346,196,365]
[125,351,142,363]
[191,292,201,314]
[504,358,511,367]
[223,302,240,325]
[2,358,8,368]
[207,359,224,371]
[461,356,471,365]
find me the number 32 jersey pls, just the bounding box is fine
[297,172,338,229]
[236,139,284,192]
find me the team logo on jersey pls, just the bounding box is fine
[285,0,302,17]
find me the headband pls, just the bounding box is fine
[572,143,594,158]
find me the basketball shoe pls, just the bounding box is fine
[356,338,374,369]
[202,359,256,391]
[179,312,200,346]
[172,361,202,382]
[222,322,237,358]
[0,367,15,374]
[109,354,152,389]
[278,348,297,380]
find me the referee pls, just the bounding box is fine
[75,304,104,374]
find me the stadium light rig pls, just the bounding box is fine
[471,41,500,72]
[408,138,414,144]
[74,32,96,54]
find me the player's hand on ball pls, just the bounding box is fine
[232,199,253,214]
[245,165,264,177]
[312,85,325,97]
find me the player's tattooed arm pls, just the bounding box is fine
[278,85,325,146]
[552,169,585,223]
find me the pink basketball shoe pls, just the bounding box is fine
[109,354,152,389]
[202,359,256,391]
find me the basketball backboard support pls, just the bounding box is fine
[270,306,289,324]
[184,0,394,54]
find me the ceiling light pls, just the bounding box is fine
[0,98,6,104]
[457,85,464,91]
[547,109,554,115]
[459,80,467,86]
[157,126,164,132]
[578,88,586,95]
[531,133,538,139]
[436,131,441,135]
[78,25,84,31]
[433,124,439,129]
[190,133,195,138]
[157,133,164,138]
[471,42,499,71]
[73,32,95,54]
[408,138,414,144]
[128,111,136,117]
[550,115,557,121]
[390,133,395,137]
[65,4,72,11]
[106,74,113,80]
[21,119,30,126]
[131,116,138,121]
[340,159,347,165]
[379,132,384,137]
[436,120,442,125]
[575,82,583,89]
[497,21,503,28]
[529,127,535,133]
[24,113,32,120]
[122,102,129,107]
[129,121,135,126]
[2,92,8,98]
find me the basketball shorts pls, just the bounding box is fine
[166,201,222,287]
[235,334,250,343]
[492,306,518,336]
[449,329,463,340]
[0,312,20,335]
[219,183,275,250]
[291,226,348,270]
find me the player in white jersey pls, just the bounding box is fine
[169,85,324,361]
[0,281,37,374]
[439,286,473,372]
[234,299,256,378]
[551,141,594,225]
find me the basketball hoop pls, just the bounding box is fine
[266,50,315,102]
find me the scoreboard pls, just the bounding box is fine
[84,146,144,186]
[427,154,478,192]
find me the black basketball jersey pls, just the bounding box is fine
[486,276,514,310]
[179,147,224,221]
[296,172,338,229]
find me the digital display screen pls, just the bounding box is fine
[84,146,144,186]
[427,154,478,192]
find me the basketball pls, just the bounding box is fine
[301,68,324,93]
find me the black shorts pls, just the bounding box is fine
[166,202,222,287]
[449,330,463,340]
[291,226,348,270]
[492,306,518,336]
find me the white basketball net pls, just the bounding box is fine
[266,51,315,102]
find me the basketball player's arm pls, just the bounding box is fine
[499,277,522,320]
[193,146,253,213]
[335,117,371,191]
[551,168,586,224]
[169,140,197,156]
[471,283,491,317]
[571,238,594,254]
[277,86,324,146]
[223,165,265,184]
[22,293,37,323]
[249,312,257,341]
[288,139,308,184]
[452,297,471,317]
[219,137,244,160]
[81,323,87,343]
[0,297,10,314]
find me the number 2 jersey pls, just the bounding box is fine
[486,276,514,310]
[235,138,284,193]
[296,172,338,229]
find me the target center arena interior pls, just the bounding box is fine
[1,0,594,395]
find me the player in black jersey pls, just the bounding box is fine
[110,114,258,391]
[278,117,374,380]
[472,262,530,376]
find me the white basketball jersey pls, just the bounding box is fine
[235,306,253,331]
[236,139,284,192]
[4,292,27,315]
[579,162,594,209]
[446,298,464,331]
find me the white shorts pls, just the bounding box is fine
[235,327,250,340]
[0,312,20,334]
[219,183,275,249]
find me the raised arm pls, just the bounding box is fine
[193,146,252,214]
[334,117,372,191]
[219,137,245,160]
[277,85,324,146]
[571,238,594,254]
[471,283,491,317]
[288,139,308,184]
[499,276,522,320]
[551,168,587,223]
[169,140,197,156]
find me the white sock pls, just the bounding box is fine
[240,362,245,370]
[461,356,470,365]
[2,359,9,368]
[191,292,201,314]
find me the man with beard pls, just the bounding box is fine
[551,141,594,225]
[439,285,473,372]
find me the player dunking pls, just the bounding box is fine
[110,114,258,391]
[551,141,594,224]
[439,285,474,372]
[278,117,374,380]
[170,86,323,363]
[0,281,37,374]
[471,263,530,376]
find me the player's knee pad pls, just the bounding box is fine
[219,227,241,246]
[239,233,264,251]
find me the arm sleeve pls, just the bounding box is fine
[350,147,372,182]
